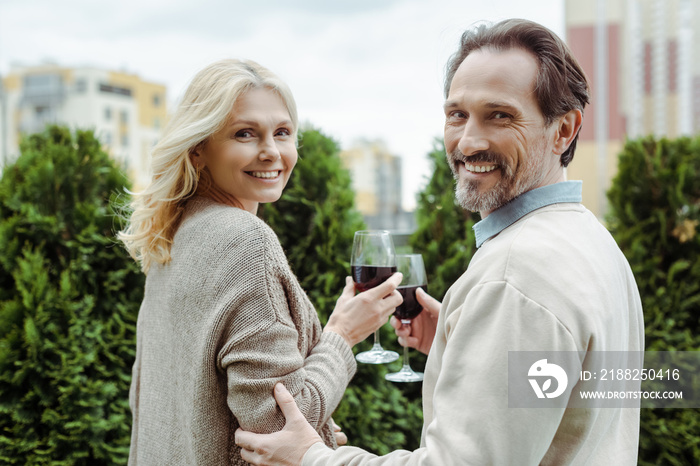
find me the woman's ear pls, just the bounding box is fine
[189,142,205,168]
[552,109,583,156]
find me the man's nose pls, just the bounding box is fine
[457,119,489,156]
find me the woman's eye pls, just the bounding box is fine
[276,128,291,137]
[236,130,253,138]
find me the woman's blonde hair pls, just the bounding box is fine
[118,59,298,273]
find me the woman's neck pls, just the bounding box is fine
[195,176,257,214]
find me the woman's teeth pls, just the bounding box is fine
[249,171,280,179]
[465,163,497,173]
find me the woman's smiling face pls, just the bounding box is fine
[194,87,298,213]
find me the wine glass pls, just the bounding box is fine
[351,230,400,364]
[385,254,427,382]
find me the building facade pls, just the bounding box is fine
[0,63,166,188]
[340,139,414,232]
[565,0,700,217]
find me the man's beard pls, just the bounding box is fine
[448,139,550,214]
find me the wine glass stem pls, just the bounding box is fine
[372,330,382,349]
[401,321,411,368]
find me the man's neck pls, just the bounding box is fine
[480,170,566,219]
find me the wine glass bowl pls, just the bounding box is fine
[386,254,427,383]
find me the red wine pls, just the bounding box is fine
[394,285,427,321]
[351,265,397,292]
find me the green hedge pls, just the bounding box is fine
[0,126,143,464]
[607,135,700,465]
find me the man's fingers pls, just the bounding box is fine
[390,315,401,330]
[416,287,440,317]
[331,418,341,432]
[234,428,257,457]
[273,383,303,423]
[334,430,348,446]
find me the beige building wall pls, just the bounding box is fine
[566,141,624,214]
[565,0,700,218]
[340,139,403,227]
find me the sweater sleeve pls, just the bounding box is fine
[302,281,581,465]
[215,224,355,435]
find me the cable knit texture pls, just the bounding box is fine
[128,196,356,465]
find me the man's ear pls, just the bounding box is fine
[552,109,583,156]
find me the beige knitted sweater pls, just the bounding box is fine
[128,196,356,465]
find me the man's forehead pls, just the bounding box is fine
[445,48,539,103]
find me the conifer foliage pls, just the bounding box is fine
[0,126,143,464]
[607,135,700,465]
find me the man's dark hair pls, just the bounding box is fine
[444,19,590,167]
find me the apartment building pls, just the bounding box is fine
[565,0,700,216]
[340,139,414,231]
[0,63,166,188]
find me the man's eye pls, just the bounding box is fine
[493,112,510,119]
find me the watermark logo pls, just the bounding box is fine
[528,359,568,399]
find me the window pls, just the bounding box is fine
[34,106,51,121]
[99,83,132,97]
[121,134,129,147]
[74,79,87,93]
[120,110,128,124]
[153,117,160,129]
[105,107,112,121]
[23,73,63,99]
[153,93,161,107]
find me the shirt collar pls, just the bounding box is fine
[473,181,583,248]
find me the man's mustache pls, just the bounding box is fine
[449,149,502,166]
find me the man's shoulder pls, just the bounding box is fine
[460,202,627,304]
[488,203,612,259]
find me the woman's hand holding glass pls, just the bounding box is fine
[324,275,403,348]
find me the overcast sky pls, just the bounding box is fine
[0,0,565,210]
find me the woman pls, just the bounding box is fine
[118,59,401,465]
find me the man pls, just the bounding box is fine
[235,19,644,465]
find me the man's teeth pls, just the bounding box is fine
[249,171,280,179]
[465,163,497,173]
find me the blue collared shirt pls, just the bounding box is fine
[473,181,583,248]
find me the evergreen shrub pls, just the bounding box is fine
[607,135,700,466]
[0,126,142,465]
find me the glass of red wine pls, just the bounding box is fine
[351,230,400,364]
[385,254,427,382]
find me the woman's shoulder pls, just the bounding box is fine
[178,196,281,256]
[184,196,273,233]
